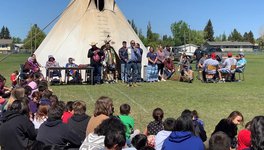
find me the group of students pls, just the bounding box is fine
[0,78,263,150]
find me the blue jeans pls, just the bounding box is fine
[92,64,102,84]
[137,62,142,82]
[127,62,138,84]
[121,63,127,82]
[164,69,175,79]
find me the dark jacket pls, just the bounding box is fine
[88,47,104,66]
[37,119,82,148]
[193,120,207,142]
[162,131,204,150]
[212,119,238,148]
[0,111,37,150]
[68,114,90,142]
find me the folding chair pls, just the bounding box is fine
[205,65,218,83]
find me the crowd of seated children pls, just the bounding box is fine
[0,84,263,150]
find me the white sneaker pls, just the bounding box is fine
[161,78,166,81]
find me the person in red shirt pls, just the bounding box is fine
[163,56,175,80]
[10,70,19,88]
[237,121,251,150]
[62,101,74,123]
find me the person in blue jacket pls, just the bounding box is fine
[162,115,204,150]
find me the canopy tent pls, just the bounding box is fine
[35,0,148,78]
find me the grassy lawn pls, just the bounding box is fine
[0,53,263,136]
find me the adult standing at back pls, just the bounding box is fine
[156,46,166,81]
[119,41,128,83]
[135,43,143,82]
[193,46,203,71]
[88,42,104,85]
[127,40,141,87]
[163,45,174,60]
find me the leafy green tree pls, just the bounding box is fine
[171,20,190,46]
[203,19,214,41]
[23,24,46,51]
[256,37,264,50]
[190,30,204,46]
[161,35,175,46]
[12,37,22,43]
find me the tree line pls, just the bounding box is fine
[128,19,263,49]
[1,19,264,51]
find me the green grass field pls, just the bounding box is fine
[0,53,263,136]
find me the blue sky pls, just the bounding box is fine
[1,0,264,39]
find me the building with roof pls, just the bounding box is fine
[204,41,253,52]
[0,39,13,53]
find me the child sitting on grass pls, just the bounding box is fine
[118,103,135,146]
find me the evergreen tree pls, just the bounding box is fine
[128,19,138,34]
[243,32,248,41]
[0,26,5,39]
[4,27,11,39]
[248,31,255,44]
[203,19,214,41]
[23,24,46,51]
[147,21,153,42]
[222,33,227,41]
[215,34,222,42]
[228,29,243,41]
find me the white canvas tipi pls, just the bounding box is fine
[35,0,147,78]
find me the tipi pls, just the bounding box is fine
[35,0,147,78]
